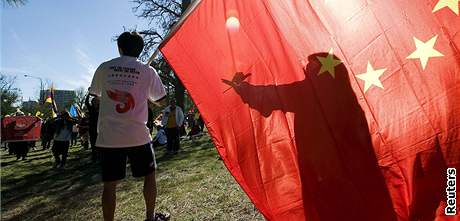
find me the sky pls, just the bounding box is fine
[1,0,151,101]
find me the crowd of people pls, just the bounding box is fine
[2,98,100,165]
[2,31,210,221]
[4,97,204,166]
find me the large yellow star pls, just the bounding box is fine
[317,49,342,78]
[433,0,459,15]
[406,35,444,70]
[356,62,386,93]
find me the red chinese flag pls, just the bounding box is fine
[160,0,460,220]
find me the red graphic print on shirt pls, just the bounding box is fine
[106,89,135,113]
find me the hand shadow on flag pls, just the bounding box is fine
[223,53,398,221]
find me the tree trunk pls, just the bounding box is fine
[174,0,191,110]
[175,79,185,110]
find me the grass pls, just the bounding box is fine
[1,135,264,221]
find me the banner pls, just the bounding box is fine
[1,116,42,142]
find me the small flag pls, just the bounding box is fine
[69,105,77,117]
[50,85,58,114]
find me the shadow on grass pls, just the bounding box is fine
[1,135,228,221]
[5,167,101,221]
[1,145,103,221]
[1,139,214,220]
[1,161,18,167]
[5,202,48,221]
[1,149,53,167]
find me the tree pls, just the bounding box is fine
[133,0,191,110]
[37,79,53,103]
[74,87,87,110]
[2,0,27,7]
[1,74,21,116]
[21,101,39,116]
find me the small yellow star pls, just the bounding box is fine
[317,49,342,78]
[433,0,459,15]
[406,35,444,70]
[356,62,386,93]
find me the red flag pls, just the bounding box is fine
[160,0,460,220]
[1,116,42,142]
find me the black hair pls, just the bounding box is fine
[117,32,144,58]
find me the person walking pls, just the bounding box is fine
[51,111,78,168]
[40,118,52,150]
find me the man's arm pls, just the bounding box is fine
[148,96,166,110]
[153,95,167,107]
[147,67,167,107]
[68,116,80,124]
[221,72,300,116]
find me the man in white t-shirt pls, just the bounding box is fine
[89,32,169,221]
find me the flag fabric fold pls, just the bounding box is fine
[160,0,460,220]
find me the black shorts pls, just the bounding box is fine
[97,143,156,182]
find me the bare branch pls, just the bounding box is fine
[139,31,164,40]
[133,0,192,109]
[2,0,27,7]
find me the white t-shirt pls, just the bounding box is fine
[89,56,166,148]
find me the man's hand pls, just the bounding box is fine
[222,79,236,87]
[222,72,251,87]
[222,72,251,93]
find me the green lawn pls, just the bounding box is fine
[1,135,264,221]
